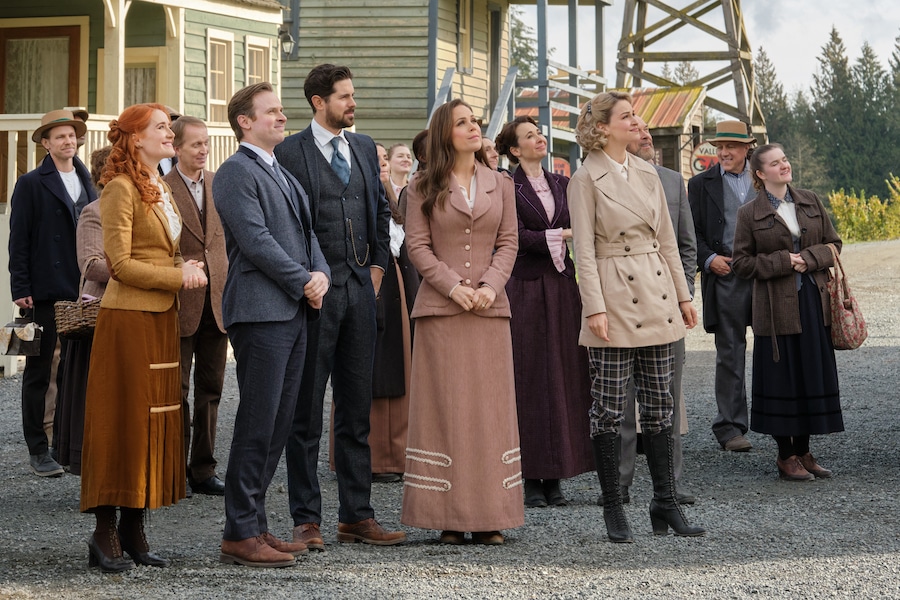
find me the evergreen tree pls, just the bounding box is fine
[511,8,539,80]
[660,62,674,84]
[851,42,890,196]
[753,47,791,144]
[786,90,832,197]
[811,28,855,194]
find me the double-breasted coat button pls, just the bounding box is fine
[624,245,631,252]
[657,270,662,276]
[636,323,642,328]
[653,242,658,248]
[465,278,471,284]
[632,298,638,304]
[662,294,668,299]
[620,231,625,236]
[464,261,470,268]
[465,228,471,234]
[668,317,673,323]
[628,275,634,281]
[464,244,470,250]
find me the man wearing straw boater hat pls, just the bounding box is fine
[8,109,97,477]
[688,120,756,454]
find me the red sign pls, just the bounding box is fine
[691,143,718,175]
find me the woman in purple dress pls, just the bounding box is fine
[495,116,594,508]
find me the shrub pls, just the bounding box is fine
[828,175,900,242]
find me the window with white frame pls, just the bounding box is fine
[207,29,233,123]
[245,35,271,86]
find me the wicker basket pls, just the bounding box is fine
[54,275,101,340]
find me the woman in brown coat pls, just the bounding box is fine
[568,91,703,542]
[80,104,207,572]
[732,143,843,481]
[401,99,523,545]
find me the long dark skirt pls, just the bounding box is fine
[507,271,594,480]
[56,336,93,475]
[750,279,843,436]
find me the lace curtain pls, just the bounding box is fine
[125,66,157,106]
[4,37,69,113]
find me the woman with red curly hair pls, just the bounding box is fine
[80,103,207,572]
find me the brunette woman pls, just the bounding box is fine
[494,116,593,508]
[732,143,843,481]
[401,99,523,545]
[568,91,703,542]
[80,103,207,571]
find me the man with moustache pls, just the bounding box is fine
[275,64,403,548]
[688,121,756,453]
[9,109,96,476]
[163,116,228,497]
[607,117,697,505]
[214,82,330,567]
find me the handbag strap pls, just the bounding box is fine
[827,243,852,308]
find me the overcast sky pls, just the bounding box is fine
[520,1,899,95]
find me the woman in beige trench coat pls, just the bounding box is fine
[568,91,704,543]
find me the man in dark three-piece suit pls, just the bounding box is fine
[615,117,698,506]
[275,64,404,548]
[9,109,96,478]
[214,82,330,568]
[688,120,756,453]
[163,116,228,497]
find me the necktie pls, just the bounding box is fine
[271,158,289,189]
[330,137,350,185]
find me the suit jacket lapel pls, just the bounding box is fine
[168,172,204,245]
[587,151,655,229]
[546,170,567,228]
[470,162,496,221]
[514,168,551,227]
[39,157,76,223]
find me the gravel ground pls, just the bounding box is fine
[1,240,898,599]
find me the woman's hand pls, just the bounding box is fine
[472,285,497,311]
[561,228,573,241]
[450,284,476,311]
[181,260,208,290]
[789,253,808,273]
[587,313,609,342]
[680,301,698,329]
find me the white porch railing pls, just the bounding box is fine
[0,114,238,376]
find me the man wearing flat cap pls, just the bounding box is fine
[8,109,97,476]
[688,120,756,454]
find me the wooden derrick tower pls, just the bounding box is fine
[615,0,766,138]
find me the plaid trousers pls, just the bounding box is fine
[588,344,675,437]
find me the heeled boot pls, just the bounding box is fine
[542,479,567,506]
[644,428,705,537]
[592,432,633,543]
[119,507,169,567]
[87,506,134,573]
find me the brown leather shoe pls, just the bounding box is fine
[799,452,833,478]
[723,435,752,452]
[293,523,325,551]
[337,518,406,546]
[776,455,815,481]
[220,536,296,568]
[260,531,308,557]
[439,530,465,545]
[472,531,504,545]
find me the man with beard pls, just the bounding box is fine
[275,64,403,549]
[9,109,96,476]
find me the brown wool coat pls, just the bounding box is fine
[75,201,110,299]
[163,168,227,336]
[732,186,842,337]
[568,150,691,349]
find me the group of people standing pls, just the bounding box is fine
[9,70,845,569]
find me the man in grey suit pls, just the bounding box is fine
[689,120,756,452]
[606,117,698,506]
[214,82,330,568]
[275,64,404,548]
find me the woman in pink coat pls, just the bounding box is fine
[401,99,523,545]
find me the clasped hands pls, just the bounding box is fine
[451,283,496,312]
[181,260,208,290]
[789,252,808,273]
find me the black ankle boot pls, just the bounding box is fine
[644,428,705,537]
[88,506,134,573]
[542,479,567,506]
[523,479,547,508]
[119,508,169,567]
[592,432,633,543]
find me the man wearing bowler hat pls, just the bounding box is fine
[688,120,757,453]
[9,109,97,476]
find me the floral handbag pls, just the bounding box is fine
[827,244,867,350]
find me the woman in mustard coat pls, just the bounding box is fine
[80,103,207,572]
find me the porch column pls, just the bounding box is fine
[164,6,185,112]
[102,0,128,115]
